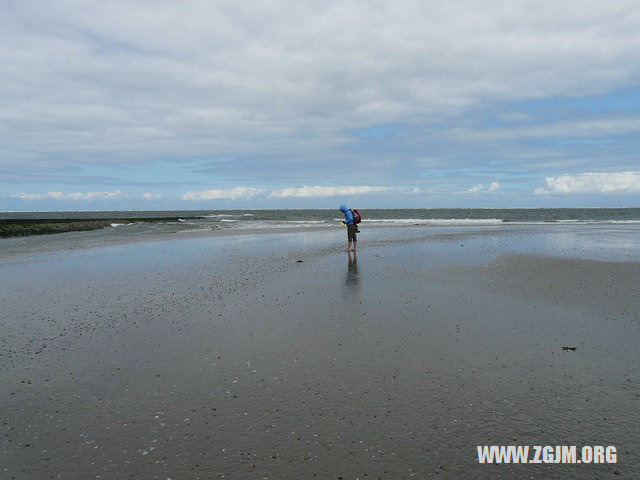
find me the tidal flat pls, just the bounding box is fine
[1,225,639,479]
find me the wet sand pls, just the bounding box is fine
[1,225,639,479]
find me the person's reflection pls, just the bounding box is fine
[345,250,360,295]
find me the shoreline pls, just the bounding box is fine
[2,207,639,240]
[3,216,639,239]
[2,221,639,263]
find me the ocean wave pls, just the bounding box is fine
[360,218,505,225]
[502,219,640,225]
[228,220,328,228]
[219,218,508,228]
[205,217,640,229]
[590,220,640,224]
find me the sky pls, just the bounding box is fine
[1,1,640,211]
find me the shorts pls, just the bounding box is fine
[347,224,357,242]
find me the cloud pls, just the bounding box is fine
[3,2,640,207]
[270,186,391,198]
[10,190,129,201]
[66,191,129,201]
[180,187,265,201]
[142,192,162,200]
[409,187,433,194]
[449,115,640,143]
[466,182,500,194]
[534,172,640,195]
[3,1,640,167]
[10,192,63,201]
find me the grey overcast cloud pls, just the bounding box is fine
[2,1,640,209]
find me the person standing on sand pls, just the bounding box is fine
[339,204,357,253]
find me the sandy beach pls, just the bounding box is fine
[1,224,639,479]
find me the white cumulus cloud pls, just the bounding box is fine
[270,186,391,198]
[181,187,265,201]
[487,181,500,193]
[11,190,128,201]
[409,187,433,194]
[142,192,162,200]
[534,172,640,195]
[466,182,500,194]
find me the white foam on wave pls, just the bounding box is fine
[361,218,505,225]
[589,220,640,224]
[185,217,640,231]
[507,219,640,225]
[175,226,217,232]
[219,220,331,229]
[222,218,507,228]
